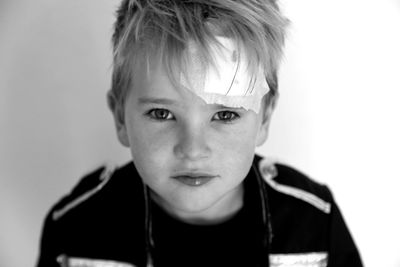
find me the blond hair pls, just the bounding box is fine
[109,0,289,120]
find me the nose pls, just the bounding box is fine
[173,122,211,161]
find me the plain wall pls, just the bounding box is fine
[1,0,399,266]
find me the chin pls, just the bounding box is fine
[175,195,216,213]
[168,194,220,217]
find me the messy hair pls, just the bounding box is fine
[108,0,289,120]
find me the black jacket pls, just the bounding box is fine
[36,155,363,267]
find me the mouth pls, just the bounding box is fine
[171,173,218,187]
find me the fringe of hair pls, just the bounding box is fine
[109,0,289,120]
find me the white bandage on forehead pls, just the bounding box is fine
[180,37,270,113]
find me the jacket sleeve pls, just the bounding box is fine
[327,191,363,267]
[36,211,61,267]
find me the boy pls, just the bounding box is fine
[37,0,363,266]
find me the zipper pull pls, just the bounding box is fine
[57,254,69,267]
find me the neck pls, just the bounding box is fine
[151,183,245,225]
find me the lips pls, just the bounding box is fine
[171,173,218,187]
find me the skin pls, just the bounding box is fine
[109,60,275,225]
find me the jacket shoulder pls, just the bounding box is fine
[37,162,146,266]
[50,165,116,221]
[255,156,332,214]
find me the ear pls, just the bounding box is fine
[107,91,130,147]
[256,92,278,147]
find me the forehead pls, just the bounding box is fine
[130,60,206,111]
[129,37,269,112]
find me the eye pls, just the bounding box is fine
[147,108,174,121]
[212,111,240,122]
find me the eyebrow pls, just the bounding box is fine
[213,104,244,110]
[137,97,178,106]
[137,97,243,110]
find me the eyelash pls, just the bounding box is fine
[146,108,174,121]
[212,111,240,123]
[145,108,240,123]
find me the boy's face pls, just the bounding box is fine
[114,61,273,223]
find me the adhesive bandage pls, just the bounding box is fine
[180,37,270,113]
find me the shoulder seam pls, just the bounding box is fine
[52,165,116,221]
[258,158,331,214]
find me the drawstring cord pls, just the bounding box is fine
[143,183,155,267]
[253,163,273,267]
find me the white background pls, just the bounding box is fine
[1,0,400,266]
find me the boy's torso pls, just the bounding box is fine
[37,155,357,267]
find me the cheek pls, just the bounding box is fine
[217,132,255,156]
[214,119,259,154]
[127,115,173,151]
[211,122,259,174]
[215,135,255,185]
[125,119,175,178]
[130,128,168,156]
